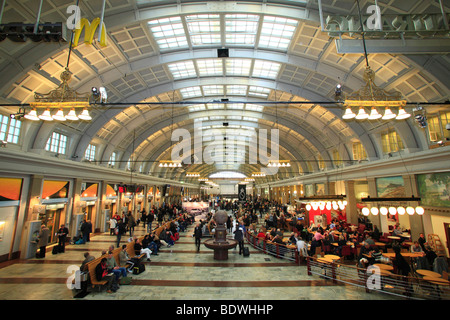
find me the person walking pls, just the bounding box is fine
[127,212,136,237]
[37,224,50,258]
[116,220,126,248]
[193,222,203,252]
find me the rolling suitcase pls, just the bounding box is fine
[243,247,250,257]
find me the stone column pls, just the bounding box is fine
[24,175,44,222]
[367,177,381,230]
[345,180,358,225]
[403,174,424,241]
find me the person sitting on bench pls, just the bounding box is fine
[95,258,116,293]
[106,250,128,281]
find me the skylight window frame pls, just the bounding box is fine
[180,86,202,99]
[186,14,221,46]
[225,14,259,46]
[258,15,298,50]
[196,59,223,76]
[168,60,197,79]
[225,59,252,76]
[148,17,189,50]
[252,60,281,79]
[226,85,247,96]
[248,86,271,98]
[202,85,224,96]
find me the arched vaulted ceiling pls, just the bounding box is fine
[0,0,449,185]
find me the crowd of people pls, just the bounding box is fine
[231,198,447,279]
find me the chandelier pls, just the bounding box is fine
[25,68,94,121]
[361,195,424,216]
[342,66,409,121]
[341,0,409,121]
[158,160,182,168]
[267,160,291,167]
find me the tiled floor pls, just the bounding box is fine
[0,218,401,301]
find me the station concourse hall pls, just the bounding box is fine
[0,0,449,306]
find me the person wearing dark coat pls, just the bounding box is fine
[393,245,412,296]
[57,224,69,252]
[234,226,244,255]
[193,222,203,252]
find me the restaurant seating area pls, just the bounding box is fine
[242,209,449,300]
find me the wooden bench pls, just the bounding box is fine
[126,241,146,262]
[85,256,108,291]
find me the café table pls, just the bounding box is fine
[317,257,334,264]
[388,236,401,241]
[374,242,386,247]
[373,263,394,271]
[416,269,442,278]
[324,254,340,261]
[423,276,449,285]
[382,252,423,259]
[400,233,411,238]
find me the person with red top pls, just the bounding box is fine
[95,258,116,293]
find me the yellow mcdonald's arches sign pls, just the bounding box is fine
[72,17,107,47]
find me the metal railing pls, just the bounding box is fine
[245,231,301,263]
[245,231,449,300]
[307,256,450,300]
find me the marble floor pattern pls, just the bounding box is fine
[0,221,402,301]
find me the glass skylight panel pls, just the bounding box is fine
[227,103,245,110]
[226,85,247,96]
[186,14,220,32]
[226,59,252,76]
[225,14,259,32]
[227,115,242,120]
[226,34,256,45]
[194,116,209,122]
[207,103,223,110]
[225,14,259,45]
[252,60,281,79]
[243,116,258,122]
[202,85,224,96]
[180,86,202,98]
[209,171,247,179]
[188,104,206,112]
[197,59,223,76]
[259,16,298,50]
[186,14,221,46]
[245,104,264,112]
[168,60,196,79]
[148,17,188,50]
[248,86,271,98]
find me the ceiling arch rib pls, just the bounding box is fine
[110,107,350,174]
[121,119,316,177]
[71,74,368,158]
[139,122,314,172]
[144,138,303,182]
